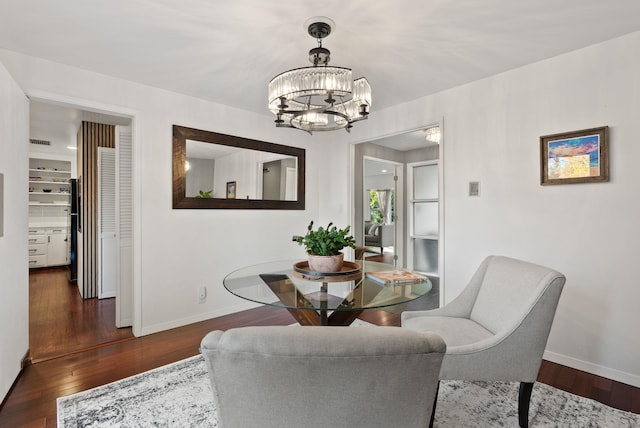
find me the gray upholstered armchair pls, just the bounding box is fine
[364,221,394,253]
[402,255,565,428]
[200,326,446,428]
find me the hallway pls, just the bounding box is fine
[29,267,133,363]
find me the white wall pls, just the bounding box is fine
[441,32,640,387]
[213,150,289,200]
[185,157,214,197]
[343,32,640,386]
[0,62,29,401]
[365,174,395,194]
[0,49,323,338]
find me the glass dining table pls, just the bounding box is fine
[223,259,432,326]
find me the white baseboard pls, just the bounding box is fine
[116,317,133,329]
[544,350,640,388]
[137,301,261,337]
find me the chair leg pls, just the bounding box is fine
[518,382,534,428]
[429,381,440,428]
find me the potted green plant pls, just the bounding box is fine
[295,221,356,272]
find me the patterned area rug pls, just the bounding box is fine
[58,349,640,427]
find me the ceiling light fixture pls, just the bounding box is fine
[268,17,371,134]
[425,126,441,144]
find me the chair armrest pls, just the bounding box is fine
[401,284,480,323]
[401,306,467,324]
[200,330,224,352]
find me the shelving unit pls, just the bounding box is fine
[28,158,72,268]
[407,160,439,277]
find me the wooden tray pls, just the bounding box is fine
[292,261,362,282]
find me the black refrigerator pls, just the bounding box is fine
[68,178,78,283]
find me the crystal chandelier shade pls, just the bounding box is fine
[268,18,371,134]
[268,66,353,104]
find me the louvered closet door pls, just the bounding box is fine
[116,126,133,327]
[98,147,116,299]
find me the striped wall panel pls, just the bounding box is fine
[79,122,115,299]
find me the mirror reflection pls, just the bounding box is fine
[173,125,305,209]
[185,140,298,201]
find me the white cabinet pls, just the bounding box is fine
[28,227,70,268]
[28,157,72,268]
[27,230,48,268]
[47,228,69,266]
[408,161,439,276]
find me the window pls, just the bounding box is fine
[369,189,394,224]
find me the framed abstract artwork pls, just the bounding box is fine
[540,126,609,185]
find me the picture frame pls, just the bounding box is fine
[540,126,609,185]
[226,181,236,199]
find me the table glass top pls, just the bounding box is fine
[223,259,432,312]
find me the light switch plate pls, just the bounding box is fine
[469,181,480,197]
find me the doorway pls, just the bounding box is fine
[260,157,298,201]
[363,157,401,264]
[352,125,442,274]
[352,125,443,312]
[28,100,134,361]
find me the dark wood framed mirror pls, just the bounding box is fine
[172,125,305,209]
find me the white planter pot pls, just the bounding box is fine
[307,252,344,273]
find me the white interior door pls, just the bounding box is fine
[98,147,116,299]
[116,126,133,327]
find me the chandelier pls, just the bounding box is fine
[268,17,372,134]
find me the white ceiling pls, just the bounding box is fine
[28,101,131,156]
[365,158,398,178]
[371,128,439,152]
[4,0,640,153]
[186,139,241,160]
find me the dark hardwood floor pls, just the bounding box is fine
[28,267,133,363]
[361,248,395,264]
[1,268,638,427]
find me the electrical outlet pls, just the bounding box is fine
[198,286,207,304]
